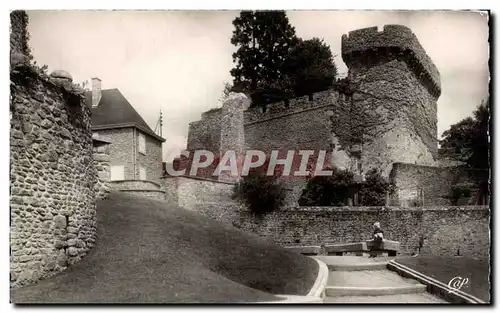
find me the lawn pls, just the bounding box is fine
[395,256,490,303]
[11,192,319,303]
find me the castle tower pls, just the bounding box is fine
[341,25,442,177]
[218,92,250,182]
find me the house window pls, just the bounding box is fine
[110,165,124,181]
[139,167,147,181]
[138,133,146,154]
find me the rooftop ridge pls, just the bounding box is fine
[341,24,441,98]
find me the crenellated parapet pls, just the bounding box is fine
[201,108,222,120]
[341,24,441,98]
[243,89,339,125]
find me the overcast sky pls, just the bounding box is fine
[26,10,489,161]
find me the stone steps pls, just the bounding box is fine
[319,256,447,303]
[326,285,427,297]
[327,270,424,288]
[324,260,389,271]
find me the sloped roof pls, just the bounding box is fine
[85,89,165,142]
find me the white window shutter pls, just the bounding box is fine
[110,166,124,181]
[139,167,147,180]
[138,133,146,154]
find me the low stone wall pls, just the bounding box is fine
[161,176,236,210]
[159,173,489,259]
[119,190,166,201]
[231,206,489,258]
[191,202,245,226]
[161,177,179,206]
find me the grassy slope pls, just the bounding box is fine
[11,192,318,303]
[396,256,490,302]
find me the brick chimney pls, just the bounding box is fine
[91,77,102,107]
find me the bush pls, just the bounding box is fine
[358,169,392,206]
[233,172,286,216]
[450,182,477,205]
[298,167,355,206]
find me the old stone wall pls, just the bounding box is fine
[10,11,30,57]
[161,177,179,206]
[346,57,438,177]
[119,190,166,201]
[109,180,162,191]
[219,93,249,182]
[187,90,352,169]
[244,90,335,152]
[186,24,442,184]
[342,25,440,177]
[136,130,163,184]
[93,141,111,199]
[10,67,97,288]
[183,24,450,207]
[186,110,222,152]
[160,176,235,210]
[341,24,441,96]
[192,202,245,227]
[232,206,489,258]
[390,162,490,206]
[94,128,135,180]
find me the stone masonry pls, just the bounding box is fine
[161,176,231,208]
[10,11,30,58]
[10,11,97,288]
[136,130,163,184]
[94,128,163,185]
[94,128,135,180]
[93,139,111,199]
[390,163,490,206]
[10,69,97,288]
[342,25,441,177]
[186,24,447,205]
[187,108,222,152]
[218,92,250,182]
[233,205,489,259]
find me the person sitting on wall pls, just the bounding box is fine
[369,222,384,258]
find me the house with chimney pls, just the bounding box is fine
[86,77,166,185]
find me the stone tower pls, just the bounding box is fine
[218,92,250,182]
[341,25,441,177]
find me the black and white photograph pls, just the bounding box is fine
[8,7,491,305]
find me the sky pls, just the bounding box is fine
[26,10,490,162]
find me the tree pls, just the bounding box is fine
[283,37,338,97]
[233,171,286,216]
[439,100,490,169]
[358,169,392,206]
[230,10,298,99]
